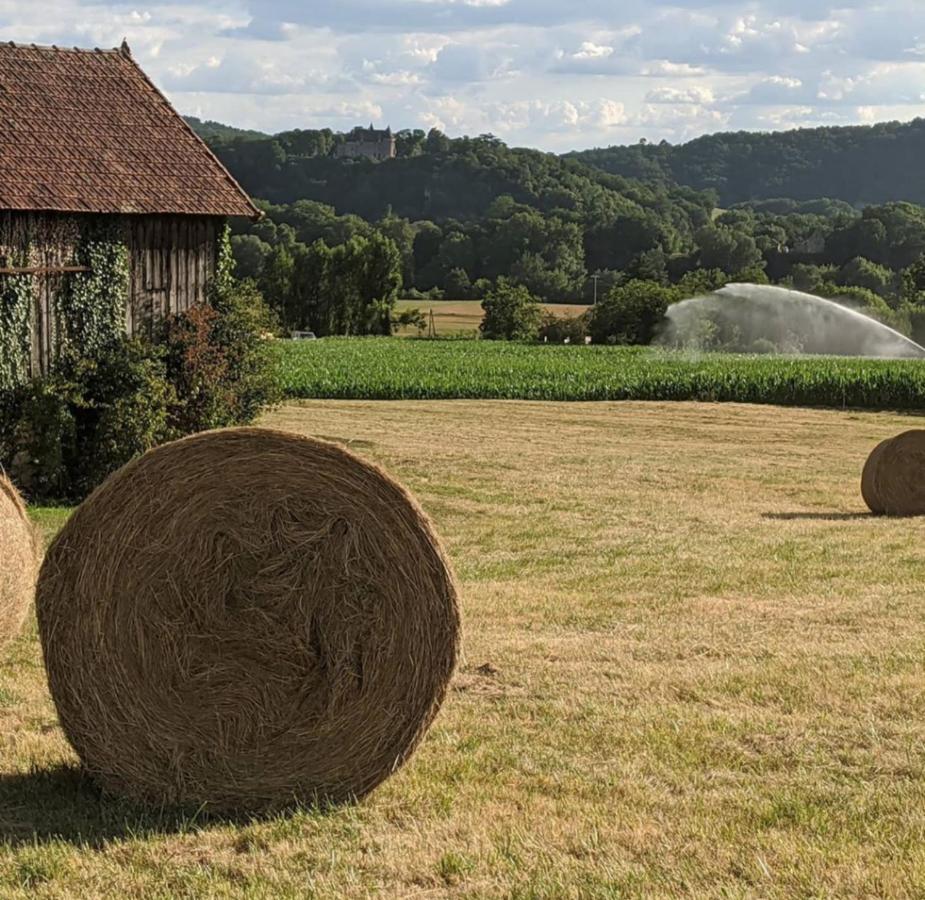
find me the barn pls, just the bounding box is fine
[0,40,260,380]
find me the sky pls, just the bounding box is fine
[3,1,925,151]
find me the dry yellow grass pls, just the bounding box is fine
[3,400,925,897]
[395,299,589,335]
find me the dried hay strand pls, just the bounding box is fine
[861,436,894,514]
[37,428,461,812]
[862,430,925,516]
[0,473,39,650]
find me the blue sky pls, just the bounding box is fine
[3,0,925,150]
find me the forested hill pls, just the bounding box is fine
[566,119,925,207]
[191,115,925,213]
[188,117,269,143]
[189,118,711,227]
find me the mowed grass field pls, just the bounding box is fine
[394,299,589,335]
[3,399,925,896]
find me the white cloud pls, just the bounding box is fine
[1,0,925,149]
[645,86,716,105]
[642,61,709,78]
[573,41,613,60]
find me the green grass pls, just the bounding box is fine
[276,338,925,409]
[27,509,71,547]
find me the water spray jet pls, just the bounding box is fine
[659,284,925,359]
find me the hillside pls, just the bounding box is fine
[186,116,269,143]
[567,119,925,207]
[191,122,711,227]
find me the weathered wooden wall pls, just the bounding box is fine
[0,211,221,376]
[126,216,220,340]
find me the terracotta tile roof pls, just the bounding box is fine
[0,42,260,218]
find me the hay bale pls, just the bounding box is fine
[0,474,39,650]
[37,428,460,812]
[861,436,894,514]
[862,430,925,516]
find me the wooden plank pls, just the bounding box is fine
[125,219,135,336]
[144,220,154,337]
[0,265,90,275]
[30,276,42,377]
[167,219,180,315]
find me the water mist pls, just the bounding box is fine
[658,284,925,359]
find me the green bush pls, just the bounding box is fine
[68,342,174,498]
[480,279,542,341]
[538,311,588,344]
[163,278,279,434]
[162,281,278,434]
[5,340,172,503]
[588,280,679,345]
[910,308,925,346]
[835,257,897,299]
[4,379,73,501]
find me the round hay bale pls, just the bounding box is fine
[861,436,895,514]
[37,428,460,812]
[863,430,925,517]
[0,473,39,650]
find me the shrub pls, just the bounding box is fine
[4,379,73,501]
[675,268,729,298]
[68,342,174,497]
[910,308,925,346]
[588,280,679,345]
[480,279,542,341]
[538,311,588,344]
[836,257,897,299]
[392,308,428,335]
[163,279,280,434]
[5,340,172,503]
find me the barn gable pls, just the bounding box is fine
[0,41,260,380]
[0,41,258,218]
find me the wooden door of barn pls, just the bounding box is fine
[31,268,65,376]
[127,217,219,340]
[0,264,88,378]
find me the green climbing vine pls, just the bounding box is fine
[0,213,34,393]
[0,273,33,392]
[57,221,129,358]
[212,222,235,300]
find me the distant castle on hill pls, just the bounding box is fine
[336,125,396,162]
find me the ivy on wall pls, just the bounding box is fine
[57,221,129,358]
[0,274,33,392]
[0,212,35,393]
[0,217,131,391]
[213,222,235,299]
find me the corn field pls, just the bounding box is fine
[276,338,925,409]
